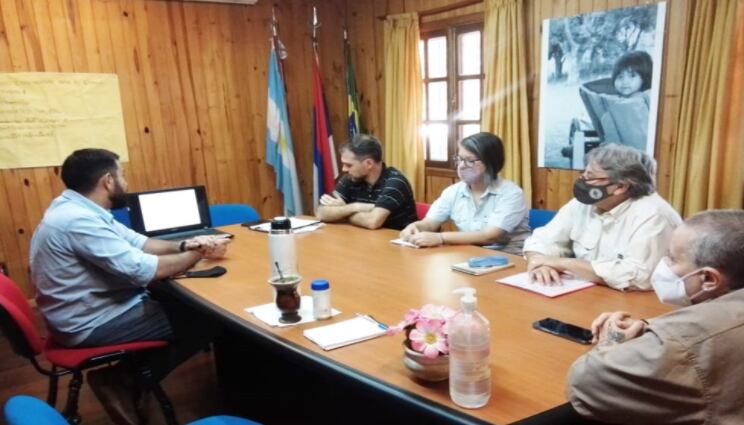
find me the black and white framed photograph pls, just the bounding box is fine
[537,3,666,170]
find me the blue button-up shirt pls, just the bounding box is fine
[30,190,158,346]
[426,178,530,255]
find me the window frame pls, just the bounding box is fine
[420,14,484,172]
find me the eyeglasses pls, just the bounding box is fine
[579,174,610,183]
[579,170,610,182]
[454,156,482,167]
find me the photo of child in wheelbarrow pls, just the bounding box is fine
[537,3,667,170]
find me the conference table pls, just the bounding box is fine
[167,222,671,424]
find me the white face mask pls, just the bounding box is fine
[457,166,483,185]
[650,257,709,306]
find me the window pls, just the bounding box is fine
[420,22,483,169]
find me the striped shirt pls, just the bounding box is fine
[334,164,417,230]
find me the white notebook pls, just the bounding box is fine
[303,316,387,351]
[451,261,514,276]
[496,272,595,298]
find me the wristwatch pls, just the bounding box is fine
[179,240,188,252]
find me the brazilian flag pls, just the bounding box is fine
[345,37,363,137]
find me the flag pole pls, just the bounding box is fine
[271,5,287,87]
[271,6,278,38]
[270,6,277,50]
[312,6,320,50]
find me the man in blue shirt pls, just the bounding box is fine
[30,148,230,425]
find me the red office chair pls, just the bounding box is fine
[415,202,431,220]
[0,273,177,425]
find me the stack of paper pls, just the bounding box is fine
[245,296,340,327]
[496,272,595,298]
[303,316,387,350]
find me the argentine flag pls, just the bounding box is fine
[266,45,302,216]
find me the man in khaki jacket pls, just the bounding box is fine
[567,209,744,425]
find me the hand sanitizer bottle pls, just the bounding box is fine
[449,287,491,408]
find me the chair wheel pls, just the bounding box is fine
[66,414,82,424]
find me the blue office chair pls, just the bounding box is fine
[528,209,557,230]
[209,204,260,227]
[4,395,263,425]
[111,207,132,228]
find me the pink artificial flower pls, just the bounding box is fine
[403,308,421,323]
[389,304,456,357]
[420,304,457,335]
[386,307,421,336]
[420,304,456,321]
[409,318,448,359]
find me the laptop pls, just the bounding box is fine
[126,185,232,240]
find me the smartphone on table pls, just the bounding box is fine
[532,317,593,345]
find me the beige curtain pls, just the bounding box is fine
[384,13,425,201]
[481,0,532,203]
[669,0,743,216]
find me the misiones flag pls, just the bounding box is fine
[311,50,338,212]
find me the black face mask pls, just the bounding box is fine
[573,178,612,205]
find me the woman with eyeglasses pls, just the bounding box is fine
[399,132,530,255]
[523,143,682,290]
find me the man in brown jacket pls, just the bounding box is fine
[567,209,744,425]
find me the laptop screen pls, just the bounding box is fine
[126,186,212,236]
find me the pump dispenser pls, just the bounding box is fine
[449,287,491,408]
[454,287,477,312]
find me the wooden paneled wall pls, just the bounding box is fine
[0,0,740,295]
[0,0,352,294]
[344,0,736,210]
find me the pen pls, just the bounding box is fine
[355,313,388,330]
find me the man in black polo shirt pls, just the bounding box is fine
[317,134,417,230]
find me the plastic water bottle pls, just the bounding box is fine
[311,279,332,320]
[449,287,491,408]
[268,217,297,277]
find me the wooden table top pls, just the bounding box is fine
[172,222,671,424]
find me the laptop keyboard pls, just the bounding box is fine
[154,228,228,241]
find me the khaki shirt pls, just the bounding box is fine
[523,193,682,290]
[567,289,744,425]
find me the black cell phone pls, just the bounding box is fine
[532,318,593,345]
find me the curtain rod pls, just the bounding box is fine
[377,0,483,21]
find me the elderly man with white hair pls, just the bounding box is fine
[523,143,682,290]
[567,209,744,424]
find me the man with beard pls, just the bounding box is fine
[30,148,230,425]
[316,133,417,230]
